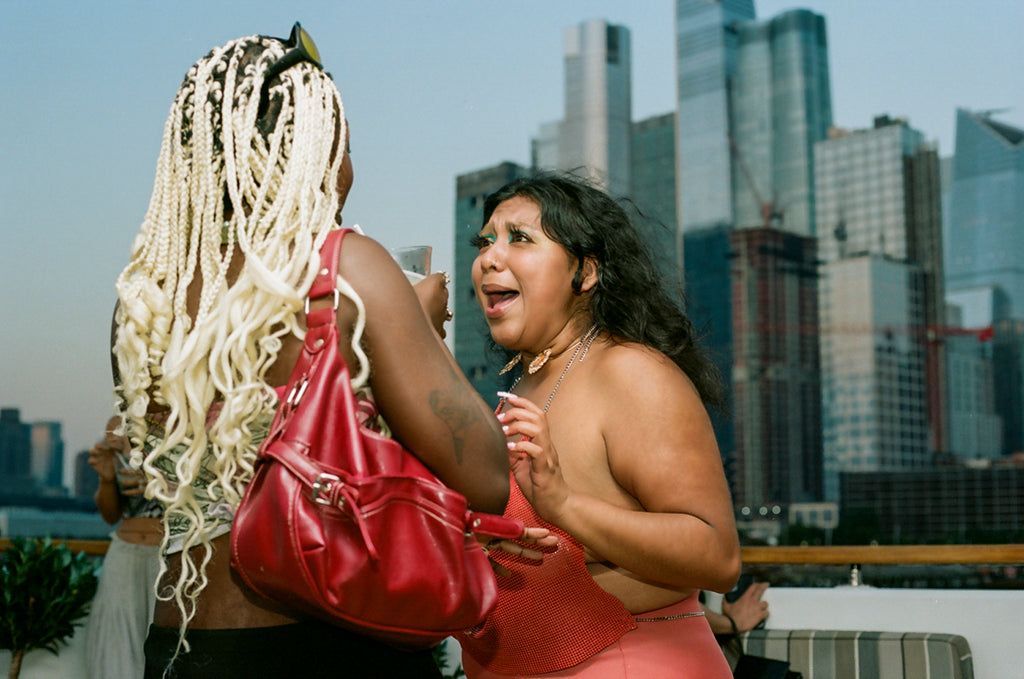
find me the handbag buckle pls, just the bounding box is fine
[287,377,310,407]
[311,473,343,506]
[304,289,340,314]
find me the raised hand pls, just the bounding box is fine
[497,392,571,526]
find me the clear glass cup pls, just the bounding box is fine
[390,245,432,282]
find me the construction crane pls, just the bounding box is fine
[728,134,784,229]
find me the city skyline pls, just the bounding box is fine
[1,1,1021,483]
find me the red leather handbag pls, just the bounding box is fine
[231,229,522,648]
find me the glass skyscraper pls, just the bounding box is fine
[631,112,681,291]
[677,1,832,511]
[946,109,1024,317]
[730,10,832,237]
[675,2,830,238]
[675,0,754,232]
[946,110,1024,455]
[815,118,944,499]
[560,19,632,196]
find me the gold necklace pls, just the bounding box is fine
[504,325,600,413]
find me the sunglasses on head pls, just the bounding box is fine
[258,22,324,112]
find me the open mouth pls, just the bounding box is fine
[481,285,519,315]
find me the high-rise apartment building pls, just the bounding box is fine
[675,0,755,232]
[945,110,1024,316]
[452,162,532,403]
[816,117,946,469]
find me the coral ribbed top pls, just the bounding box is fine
[457,477,637,675]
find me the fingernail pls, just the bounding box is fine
[506,441,516,450]
[501,425,509,433]
[496,391,514,400]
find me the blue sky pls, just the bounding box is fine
[1,0,1021,479]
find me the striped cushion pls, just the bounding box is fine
[739,629,974,679]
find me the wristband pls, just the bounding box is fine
[725,613,739,636]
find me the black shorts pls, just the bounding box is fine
[144,621,443,679]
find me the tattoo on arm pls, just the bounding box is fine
[428,390,474,466]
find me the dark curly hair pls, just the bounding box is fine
[481,173,723,408]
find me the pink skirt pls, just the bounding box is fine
[461,593,732,678]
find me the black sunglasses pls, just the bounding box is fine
[258,22,324,111]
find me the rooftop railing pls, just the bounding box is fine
[4,538,1023,565]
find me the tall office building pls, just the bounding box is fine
[0,408,32,494]
[729,228,822,508]
[992,319,1024,455]
[675,0,755,232]
[945,333,1002,459]
[676,2,830,237]
[816,117,944,498]
[945,110,1024,315]
[452,162,532,404]
[30,421,64,494]
[944,290,1004,459]
[631,112,681,290]
[945,111,1024,454]
[677,2,831,511]
[730,10,832,238]
[819,256,931,501]
[534,19,632,196]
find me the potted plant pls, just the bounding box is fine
[0,538,99,679]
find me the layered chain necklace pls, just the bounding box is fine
[502,324,600,413]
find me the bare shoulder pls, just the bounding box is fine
[336,231,397,281]
[591,339,702,407]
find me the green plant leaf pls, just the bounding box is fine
[0,538,99,658]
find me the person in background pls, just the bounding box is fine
[112,23,510,678]
[458,174,741,678]
[706,581,770,638]
[82,414,163,679]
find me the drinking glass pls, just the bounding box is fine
[390,245,432,283]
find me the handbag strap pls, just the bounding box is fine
[304,228,349,331]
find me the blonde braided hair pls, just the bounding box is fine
[113,32,365,659]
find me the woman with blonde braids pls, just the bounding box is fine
[113,25,510,678]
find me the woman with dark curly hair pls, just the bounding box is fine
[458,174,740,678]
